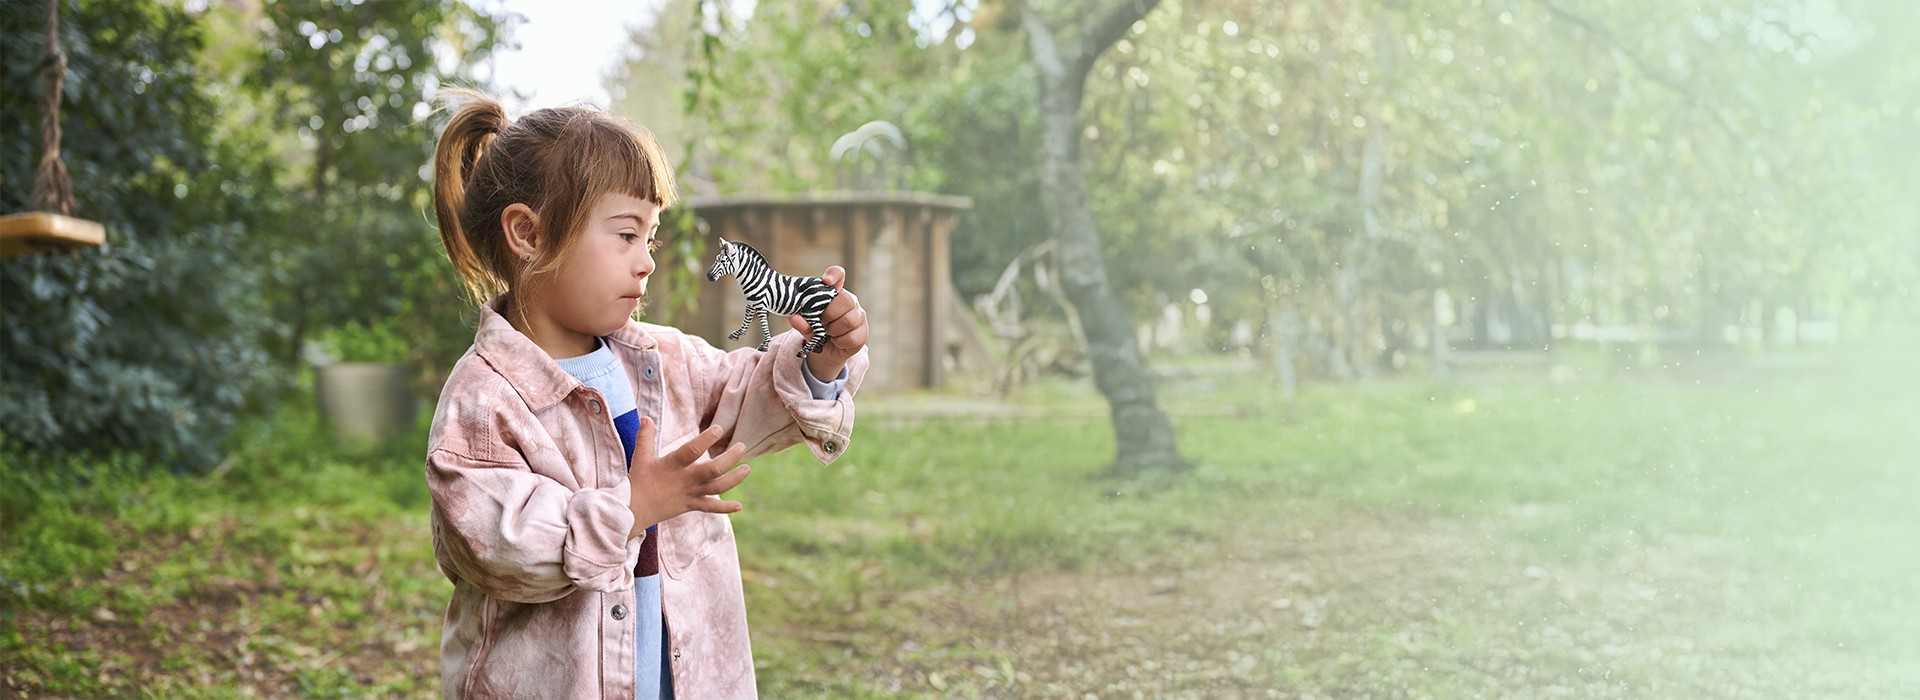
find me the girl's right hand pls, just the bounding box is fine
[628,417,750,537]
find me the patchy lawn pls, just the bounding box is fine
[5,341,1917,698]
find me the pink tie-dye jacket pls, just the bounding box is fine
[426,299,865,699]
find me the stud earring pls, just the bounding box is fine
[523,252,533,262]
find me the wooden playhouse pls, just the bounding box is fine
[682,192,971,393]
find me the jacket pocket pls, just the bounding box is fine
[661,511,728,579]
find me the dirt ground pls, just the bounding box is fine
[11,508,1912,698]
[787,514,1916,699]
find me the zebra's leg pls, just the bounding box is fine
[729,304,753,340]
[799,312,831,358]
[756,305,773,351]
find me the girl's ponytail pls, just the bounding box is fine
[428,89,678,312]
[432,88,510,303]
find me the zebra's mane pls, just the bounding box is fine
[728,240,771,270]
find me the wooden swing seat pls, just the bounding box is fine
[0,211,105,257]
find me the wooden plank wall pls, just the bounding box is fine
[687,200,962,393]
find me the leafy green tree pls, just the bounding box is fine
[1103,0,1911,379]
[229,0,503,372]
[1,0,276,470]
[656,0,954,191]
[0,0,509,471]
[623,0,1917,397]
[1017,0,1189,476]
[612,0,989,323]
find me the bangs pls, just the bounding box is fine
[584,118,678,210]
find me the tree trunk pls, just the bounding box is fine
[1344,17,1394,380]
[1268,300,1302,398]
[289,50,338,369]
[1431,289,1452,381]
[1022,0,1187,477]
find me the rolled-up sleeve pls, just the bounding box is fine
[427,449,640,603]
[801,362,849,400]
[687,330,868,466]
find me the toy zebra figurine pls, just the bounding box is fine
[705,239,839,357]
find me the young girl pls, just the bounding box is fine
[424,90,868,699]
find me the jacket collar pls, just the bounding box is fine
[603,311,660,353]
[472,296,659,412]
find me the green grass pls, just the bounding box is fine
[0,385,444,698]
[4,340,1916,697]
[734,340,1920,697]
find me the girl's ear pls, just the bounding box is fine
[501,203,541,260]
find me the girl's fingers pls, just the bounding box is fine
[822,289,859,322]
[635,416,658,458]
[699,463,751,496]
[832,323,869,350]
[825,306,867,337]
[693,443,748,481]
[663,425,726,467]
[690,496,744,514]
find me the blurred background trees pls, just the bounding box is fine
[623,0,1914,380]
[1,0,500,471]
[2,0,1914,472]
[230,0,502,372]
[2,0,275,470]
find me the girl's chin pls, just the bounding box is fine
[611,300,646,326]
[581,313,633,337]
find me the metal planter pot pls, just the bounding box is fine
[314,362,419,446]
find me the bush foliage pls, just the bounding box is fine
[1,0,274,470]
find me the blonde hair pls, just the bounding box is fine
[431,88,678,305]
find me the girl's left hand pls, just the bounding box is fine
[789,265,867,381]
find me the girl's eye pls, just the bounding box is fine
[619,232,640,244]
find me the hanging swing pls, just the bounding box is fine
[0,0,105,258]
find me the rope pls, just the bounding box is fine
[29,0,74,217]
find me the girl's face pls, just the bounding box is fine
[530,192,660,354]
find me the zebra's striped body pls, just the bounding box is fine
[705,239,840,357]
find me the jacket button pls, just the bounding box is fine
[610,604,626,620]
[589,400,602,414]
[643,365,655,379]
[672,648,682,661]
[824,440,838,454]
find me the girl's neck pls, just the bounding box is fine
[502,292,598,359]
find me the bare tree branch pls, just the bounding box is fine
[1534,0,1828,215]
[1068,0,1162,83]
[1533,0,1741,137]
[1019,0,1162,83]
